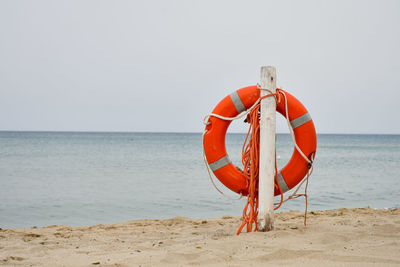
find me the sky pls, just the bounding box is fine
[0,0,399,134]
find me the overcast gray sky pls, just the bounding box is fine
[0,0,399,134]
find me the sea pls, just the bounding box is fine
[0,132,399,228]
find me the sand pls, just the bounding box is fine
[1,207,399,266]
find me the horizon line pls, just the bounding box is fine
[0,130,399,135]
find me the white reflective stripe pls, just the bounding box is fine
[290,112,312,129]
[277,171,289,193]
[230,91,246,114]
[209,155,232,172]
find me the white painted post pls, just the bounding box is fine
[258,66,276,232]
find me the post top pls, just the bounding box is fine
[260,66,276,93]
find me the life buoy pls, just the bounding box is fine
[203,85,317,196]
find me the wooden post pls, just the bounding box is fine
[258,66,276,232]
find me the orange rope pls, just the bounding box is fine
[236,90,311,234]
[236,101,260,234]
[237,93,282,235]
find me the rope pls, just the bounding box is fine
[202,97,261,126]
[277,153,315,226]
[236,91,280,234]
[201,131,243,201]
[202,86,315,233]
[201,91,266,201]
[280,90,312,164]
[274,89,315,226]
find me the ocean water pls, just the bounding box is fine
[0,132,399,228]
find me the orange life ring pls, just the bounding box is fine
[203,85,317,196]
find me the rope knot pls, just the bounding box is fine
[257,83,280,104]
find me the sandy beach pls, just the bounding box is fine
[1,207,399,266]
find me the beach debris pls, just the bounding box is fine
[3,256,25,262]
[22,233,42,242]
